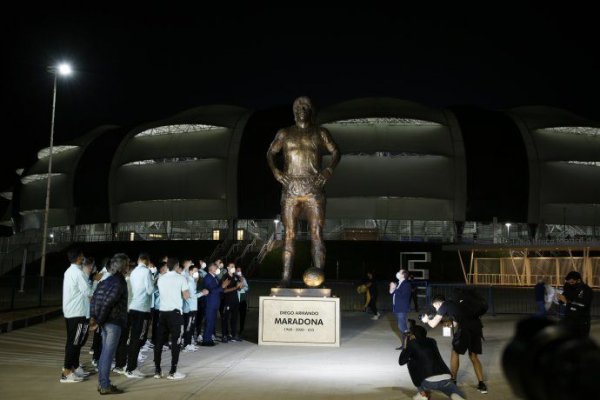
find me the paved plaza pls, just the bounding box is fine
[0,311,598,399]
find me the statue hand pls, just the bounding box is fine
[275,171,290,186]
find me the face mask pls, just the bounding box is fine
[236,271,242,276]
[228,267,236,274]
[149,267,157,274]
[215,268,221,276]
[396,272,404,281]
[192,272,199,279]
[200,262,206,269]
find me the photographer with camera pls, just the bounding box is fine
[421,294,487,394]
[399,323,466,400]
[557,271,593,337]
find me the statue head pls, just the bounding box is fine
[293,96,314,125]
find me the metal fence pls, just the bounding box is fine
[2,277,599,319]
[0,276,62,312]
[244,280,600,318]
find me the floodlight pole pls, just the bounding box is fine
[38,72,58,304]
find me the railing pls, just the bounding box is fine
[0,276,63,312]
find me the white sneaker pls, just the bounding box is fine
[371,313,380,320]
[167,372,186,380]
[74,366,90,378]
[153,372,162,379]
[60,372,83,383]
[182,344,197,353]
[412,393,428,400]
[112,367,127,375]
[125,369,146,378]
[91,359,98,367]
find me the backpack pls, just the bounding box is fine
[452,287,488,319]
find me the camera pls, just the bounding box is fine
[502,317,600,400]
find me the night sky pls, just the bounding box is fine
[2,4,599,192]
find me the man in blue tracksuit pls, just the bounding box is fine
[390,269,412,350]
[201,263,230,346]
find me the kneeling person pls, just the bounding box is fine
[399,325,465,400]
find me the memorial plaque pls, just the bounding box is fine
[258,296,340,347]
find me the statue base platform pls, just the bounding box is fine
[269,288,331,297]
[258,293,340,347]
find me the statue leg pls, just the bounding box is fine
[307,196,325,270]
[279,196,299,287]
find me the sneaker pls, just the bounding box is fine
[74,366,90,378]
[371,313,381,320]
[112,367,127,375]
[212,334,217,341]
[201,341,216,347]
[59,372,83,383]
[230,337,242,342]
[99,385,124,395]
[88,349,94,355]
[412,392,429,400]
[125,369,146,378]
[450,394,466,400]
[91,359,98,367]
[477,382,488,394]
[222,336,229,343]
[153,370,162,379]
[182,344,197,353]
[167,372,186,380]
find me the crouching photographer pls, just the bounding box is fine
[503,316,600,400]
[399,323,466,400]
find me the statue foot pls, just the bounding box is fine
[276,279,291,288]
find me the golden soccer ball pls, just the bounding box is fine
[303,267,325,287]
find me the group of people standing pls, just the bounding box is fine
[60,248,249,395]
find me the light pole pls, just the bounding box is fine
[273,217,280,240]
[39,63,72,301]
[505,222,511,242]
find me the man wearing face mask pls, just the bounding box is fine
[558,271,593,337]
[236,266,249,335]
[150,259,168,349]
[195,260,208,341]
[182,264,209,352]
[201,263,230,346]
[390,269,412,351]
[122,253,154,378]
[221,263,243,343]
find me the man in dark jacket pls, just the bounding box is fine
[558,271,593,337]
[399,325,465,400]
[90,253,130,395]
[390,269,412,350]
[201,263,230,346]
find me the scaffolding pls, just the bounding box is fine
[451,245,600,288]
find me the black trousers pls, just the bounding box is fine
[114,316,131,369]
[91,329,102,362]
[367,293,378,315]
[183,311,197,346]
[154,310,184,374]
[151,308,160,345]
[221,301,239,338]
[239,300,248,333]
[64,316,88,370]
[126,310,151,372]
[195,297,206,337]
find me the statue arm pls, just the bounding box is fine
[267,130,288,185]
[320,127,340,180]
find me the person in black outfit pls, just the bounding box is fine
[220,263,243,342]
[534,278,546,317]
[363,271,380,319]
[422,294,487,394]
[558,271,593,337]
[399,325,465,400]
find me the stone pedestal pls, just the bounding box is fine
[258,294,340,347]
